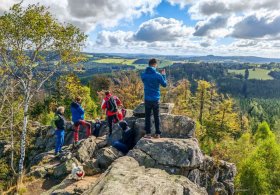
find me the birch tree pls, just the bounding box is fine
[0,3,87,188]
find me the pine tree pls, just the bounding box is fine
[195,80,211,125]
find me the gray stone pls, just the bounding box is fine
[75,136,98,163]
[83,156,207,195]
[191,156,236,195]
[134,114,195,140]
[28,166,47,178]
[30,152,55,167]
[83,159,102,176]
[43,175,100,195]
[53,157,80,178]
[133,103,174,117]
[128,138,204,171]
[96,146,123,170]
[128,138,236,195]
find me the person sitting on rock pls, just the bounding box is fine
[101,91,123,137]
[92,118,103,137]
[70,96,91,145]
[112,121,136,154]
[54,106,66,155]
[141,58,167,139]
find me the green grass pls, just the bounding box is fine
[93,58,136,65]
[228,68,273,80]
[92,57,173,70]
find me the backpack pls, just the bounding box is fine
[106,96,118,113]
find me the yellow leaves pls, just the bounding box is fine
[56,74,97,119]
[110,72,143,109]
[197,80,211,91]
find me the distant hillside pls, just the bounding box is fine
[92,53,280,64]
[187,55,280,64]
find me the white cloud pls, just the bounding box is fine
[188,0,280,19]
[167,0,194,8]
[231,14,280,39]
[134,17,193,42]
[96,30,134,46]
[1,0,280,57]
[0,0,161,32]
[193,15,229,37]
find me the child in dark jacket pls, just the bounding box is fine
[92,118,103,137]
[112,121,136,154]
[54,106,66,155]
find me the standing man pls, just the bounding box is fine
[101,91,122,136]
[141,59,167,139]
[70,96,91,145]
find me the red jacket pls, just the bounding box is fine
[101,94,122,116]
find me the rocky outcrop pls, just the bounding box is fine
[128,138,204,171]
[25,102,236,195]
[128,138,236,195]
[108,103,195,144]
[28,136,123,180]
[83,156,207,195]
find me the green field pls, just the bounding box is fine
[228,68,274,80]
[93,58,136,65]
[92,57,173,70]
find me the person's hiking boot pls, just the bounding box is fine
[144,134,152,139]
[153,134,161,139]
[59,150,64,155]
[54,152,60,157]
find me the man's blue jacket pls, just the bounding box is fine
[141,66,167,101]
[70,102,85,123]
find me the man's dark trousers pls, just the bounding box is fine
[107,114,118,135]
[145,100,161,135]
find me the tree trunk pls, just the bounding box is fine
[209,89,214,114]
[10,104,16,174]
[220,108,226,129]
[199,91,204,125]
[17,97,30,190]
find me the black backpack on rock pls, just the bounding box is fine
[106,96,118,112]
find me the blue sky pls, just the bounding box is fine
[1,0,280,57]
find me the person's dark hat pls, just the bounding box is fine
[118,121,128,130]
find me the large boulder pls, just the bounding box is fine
[128,138,204,173]
[188,156,237,195]
[134,114,195,139]
[75,136,99,162]
[128,138,236,195]
[133,103,174,117]
[43,175,101,195]
[53,157,80,178]
[83,156,207,195]
[95,146,123,170]
[109,114,195,145]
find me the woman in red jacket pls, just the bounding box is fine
[101,91,122,136]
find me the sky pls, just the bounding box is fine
[0,0,280,58]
